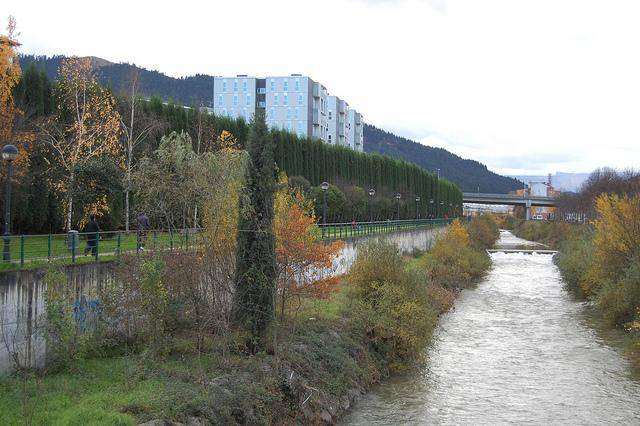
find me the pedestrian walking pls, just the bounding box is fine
[83,214,100,256]
[136,211,151,251]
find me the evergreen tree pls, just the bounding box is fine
[233,111,277,346]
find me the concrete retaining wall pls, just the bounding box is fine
[0,226,445,374]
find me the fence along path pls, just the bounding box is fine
[1,218,457,269]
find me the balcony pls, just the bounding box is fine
[312,84,320,98]
[256,88,266,94]
[257,101,266,108]
[312,108,320,124]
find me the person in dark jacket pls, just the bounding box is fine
[136,212,151,251]
[83,214,100,256]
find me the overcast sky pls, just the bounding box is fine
[7,0,640,175]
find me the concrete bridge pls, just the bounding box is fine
[463,192,557,220]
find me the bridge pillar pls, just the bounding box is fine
[525,199,532,220]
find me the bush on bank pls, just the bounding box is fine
[418,219,493,289]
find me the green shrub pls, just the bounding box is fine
[347,241,437,371]
[467,214,500,249]
[418,220,491,289]
[555,233,594,295]
[45,268,92,371]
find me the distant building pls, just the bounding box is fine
[212,74,363,150]
[511,179,559,219]
[348,109,364,152]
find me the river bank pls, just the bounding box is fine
[0,218,498,425]
[343,230,640,424]
[511,218,640,367]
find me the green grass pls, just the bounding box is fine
[0,357,169,425]
[0,286,368,425]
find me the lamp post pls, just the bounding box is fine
[320,181,329,238]
[321,181,329,224]
[435,168,440,218]
[2,144,18,262]
[415,196,421,219]
[368,188,375,222]
[394,192,401,221]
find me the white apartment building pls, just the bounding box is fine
[212,74,363,150]
[348,109,364,152]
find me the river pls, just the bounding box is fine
[343,230,640,425]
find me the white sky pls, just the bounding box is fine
[7,0,640,175]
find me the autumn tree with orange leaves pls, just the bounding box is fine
[275,175,344,319]
[40,57,122,230]
[0,17,34,179]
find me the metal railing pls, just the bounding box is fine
[318,218,456,240]
[0,218,461,269]
[0,228,204,268]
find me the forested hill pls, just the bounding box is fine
[20,54,214,105]
[20,54,521,193]
[364,125,522,193]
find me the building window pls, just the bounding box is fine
[328,110,332,120]
[283,79,288,91]
[295,79,300,91]
[283,94,288,105]
[274,94,279,106]
[297,93,303,105]
[222,80,227,92]
[269,108,275,120]
[218,95,224,106]
[288,121,293,131]
[270,79,276,92]
[243,80,247,92]
[287,108,292,119]
[294,108,299,119]
[233,80,238,92]
[233,95,238,106]
[246,94,251,106]
[297,121,303,135]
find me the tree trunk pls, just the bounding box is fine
[66,171,75,230]
[125,188,130,232]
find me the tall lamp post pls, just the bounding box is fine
[394,192,401,221]
[415,196,421,219]
[2,144,18,262]
[435,168,440,218]
[321,181,329,224]
[368,188,375,222]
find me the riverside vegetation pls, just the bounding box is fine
[0,215,499,425]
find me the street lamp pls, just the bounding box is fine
[415,196,421,219]
[368,188,375,222]
[320,181,329,225]
[2,144,18,262]
[394,192,401,221]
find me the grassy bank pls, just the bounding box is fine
[0,217,498,425]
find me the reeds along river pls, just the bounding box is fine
[343,231,640,425]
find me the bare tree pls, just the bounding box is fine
[120,68,158,232]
